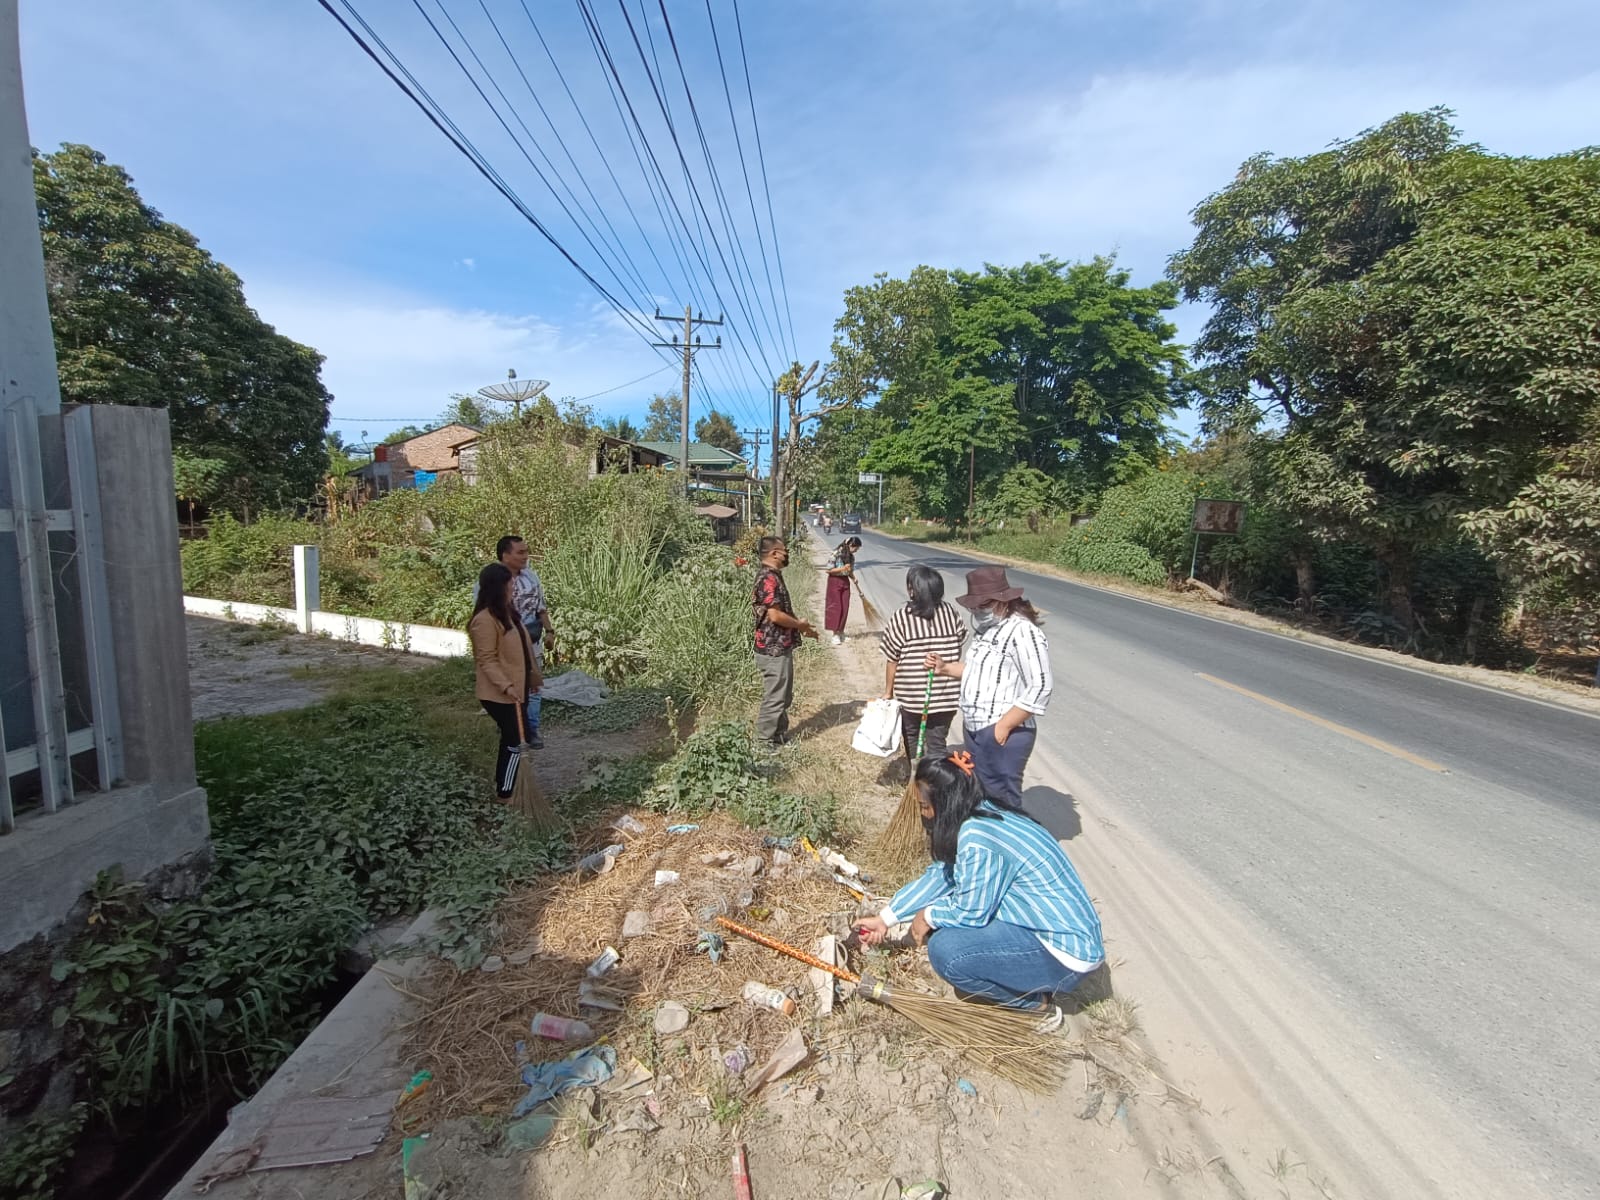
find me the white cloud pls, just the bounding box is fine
[242,279,675,426]
[458,258,476,271]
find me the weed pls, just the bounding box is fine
[0,1103,87,1200]
[644,722,839,842]
[707,1073,748,1126]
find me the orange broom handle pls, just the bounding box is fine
[714,917,861,984]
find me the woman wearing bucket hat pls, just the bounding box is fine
[924,565,1052,808]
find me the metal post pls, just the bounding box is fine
[1189,532,1202,580]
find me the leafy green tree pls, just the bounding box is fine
[172,452,227,532]
[829,258,1187,522]
[642,393,681,441]
[435,393,493,429]
[1170,110,1600,633]
[36,143,330,512]
[382,426,427,445]
[694,409,744,458]
[600,415,642,441]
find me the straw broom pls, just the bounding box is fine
[511,704,560,834]
[715,917,1067,1092]
[875,670,934,871]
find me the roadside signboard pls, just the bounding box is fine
[857,472,882,484]
[1191,498,1245,535]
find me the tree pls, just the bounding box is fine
[36,143,331,512]
[435,393,493,429]
[1170,110,1600,634]
[172,452,226,533]
[324,432,364,478]
[693,409,744,457]
[642,393,681,441]
[600,415,642,442]
[828,258,1188,523]
[382,426,427,445]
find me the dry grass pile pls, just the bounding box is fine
[409,810,938,1119]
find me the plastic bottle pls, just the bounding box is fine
[529,1012,594,1042]
[741,980,797,1016]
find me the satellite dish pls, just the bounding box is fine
[477,371,550,418]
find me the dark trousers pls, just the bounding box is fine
[481,699,523,797]
[901,709,955,761]
[966,722,1037,808]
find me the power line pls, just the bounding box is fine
[409,0,665,325]
[620,0,782,379]
[573,363,675,401]
[585,0,782,397]
[317,0,669,361]
[706,0,793,363]
[731,0,798,357]
[652,0,788,368]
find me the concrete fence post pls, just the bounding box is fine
[292,544,320,634]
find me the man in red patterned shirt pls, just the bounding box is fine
[752,536,817,747]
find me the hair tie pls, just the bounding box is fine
[946,751,975,778]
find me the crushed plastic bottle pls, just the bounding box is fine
[529,1012,594,1042]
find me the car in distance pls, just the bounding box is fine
[840,512,862,534]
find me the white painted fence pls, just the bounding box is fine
[184,544,469,658]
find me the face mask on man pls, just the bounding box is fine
[971,605,1000,633]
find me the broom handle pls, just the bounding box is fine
[914,669,933,757]
[715,917,862,984]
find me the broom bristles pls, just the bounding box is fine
[874,773,929,873]
[511,749,560,833]
[861,975,1069,1092]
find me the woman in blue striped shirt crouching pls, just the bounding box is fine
[856,754,1103,1012]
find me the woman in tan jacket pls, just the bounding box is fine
[469,562,542,800]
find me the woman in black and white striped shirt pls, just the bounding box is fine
[880,565,967,762]
[925,566,1052,808]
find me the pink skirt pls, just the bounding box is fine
[824,575,852,632]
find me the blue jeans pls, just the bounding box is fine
[925,920,1087,1008]
[966,722,1036,808]
[523,690,541,737]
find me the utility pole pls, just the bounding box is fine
[771,382,782,537]
[740,428,765,526]
[652,306,722,496]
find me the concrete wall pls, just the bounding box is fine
[183,595,470,658]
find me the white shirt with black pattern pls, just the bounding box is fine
[957,613,1052,732]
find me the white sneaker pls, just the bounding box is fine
[830,634,843,646]
[1034,1004,1065,1035]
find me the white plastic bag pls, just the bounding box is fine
[851,697,904,757]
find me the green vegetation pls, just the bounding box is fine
[45,666,562,1146]
[37,143,330,514]
[645,722,840,843]
[182,419,762,708]
[805,110,1599,671]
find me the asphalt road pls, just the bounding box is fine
[841,527,1600,1200]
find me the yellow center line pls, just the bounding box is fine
[1195,672,1450,774]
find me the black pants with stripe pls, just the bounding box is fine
[481,699,523,798]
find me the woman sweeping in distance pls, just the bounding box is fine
[925,566,1051,808]
[469,562,541,802]
[881,564,966,765]
[857,753,1103,1018]
[823,535,863,645]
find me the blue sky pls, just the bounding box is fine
[19,0,1600,447]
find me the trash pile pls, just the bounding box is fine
[406,811,937,1147]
